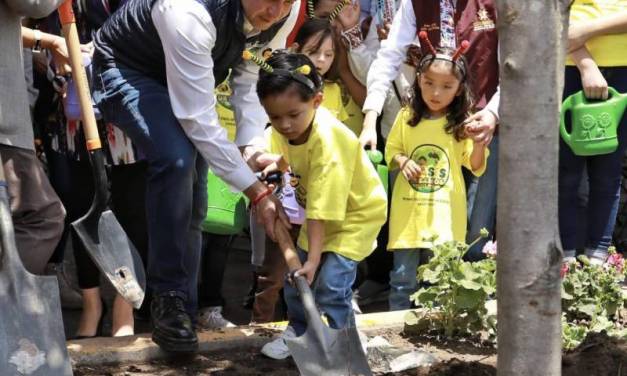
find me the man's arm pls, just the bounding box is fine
[362,0,415,115]
[152,0,257,191]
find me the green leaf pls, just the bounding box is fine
[459,279,482,290]
[455,289,485,309]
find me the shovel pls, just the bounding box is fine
[58,0,145,309]
[274,220,372,376]
[0,156,73,376]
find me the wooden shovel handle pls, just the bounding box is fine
[58,0,101,151]
[274,219,302,273]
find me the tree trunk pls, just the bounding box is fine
[496,1,571,375]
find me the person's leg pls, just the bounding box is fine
[185,156,208,317]
[198,233,232,309]
[109,161,151,321]
[94,67,199,351]
[583,67,627,261]
[559,67,592,260]
[388,249,421,311]
[464,136,499,261]
[0,145,65,275]
[197,232,235,329]
[313,252,359,331]
[251,228,297,324]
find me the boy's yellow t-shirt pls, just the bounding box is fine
[322,81,350,123]
[566,0,627,67]
[267,107,388,262]
[385,108,488,250]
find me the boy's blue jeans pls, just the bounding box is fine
[388,249,431,310]
[284,248,358,336]
[559,66,627,257]
[92,67,208,313]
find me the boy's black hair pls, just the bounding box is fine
[409,47,475,141]
[257,51,323,101]
[293,18,339,80]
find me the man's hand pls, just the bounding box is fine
[50,36,71,75]
[335,0,360,31]
[359,110,378,149]
[254,193,291,241]
[464,109,497,146]
[377,22,391,41]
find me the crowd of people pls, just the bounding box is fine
[2,0,626,362]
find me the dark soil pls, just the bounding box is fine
[73,330,626,375]
[563,331,627,376]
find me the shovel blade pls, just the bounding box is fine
[286,326,372,376]
[285,277,372,376]
[0,273,72,376]
[72,210,145,308]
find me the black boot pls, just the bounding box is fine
[151,291,198,353]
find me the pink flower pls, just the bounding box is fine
[482,240,497,258]
[560,262,570,279]
[605,253,624,274]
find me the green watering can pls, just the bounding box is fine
[367,150,388,193]
[202,170,249,235]
[560,87,627,156]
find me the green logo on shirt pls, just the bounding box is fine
[409,144,450,193]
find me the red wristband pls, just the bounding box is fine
[252,187,273,207]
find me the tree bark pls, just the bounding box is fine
[496,1,571,375]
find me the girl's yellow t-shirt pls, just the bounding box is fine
[385,108,488,250]
[267,107,388,262]
[322,81,350,123]
[566,0,627,67]
[341,85,365,136]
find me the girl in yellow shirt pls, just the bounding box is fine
[385,38,490,310]
[291,18,350,124]
[252,51,387,358]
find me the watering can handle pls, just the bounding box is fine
[560,94,574,145]
[275,219,303,272]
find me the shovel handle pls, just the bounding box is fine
[58,0,101,151]
[274,219,303,272]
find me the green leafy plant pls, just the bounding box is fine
[407,229,496,338]
[560,247,627,349]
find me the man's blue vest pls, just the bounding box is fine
[93,0,286,85]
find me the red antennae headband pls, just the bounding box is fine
[417,32,471,78]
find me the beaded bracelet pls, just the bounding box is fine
[252,187,273,207]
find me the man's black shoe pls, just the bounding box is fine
[151,291,198,353]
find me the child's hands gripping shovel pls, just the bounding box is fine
[58,0,145,308]
[274,219,373,376]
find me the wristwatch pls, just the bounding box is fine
[32,29,42,52]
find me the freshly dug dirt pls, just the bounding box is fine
[73,330,626,375]
[562,331,627,376]
[74,349,299,376]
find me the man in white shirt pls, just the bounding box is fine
[91,0,299,353]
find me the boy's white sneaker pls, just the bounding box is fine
[197,306,236,330]
[261,326,296,360]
